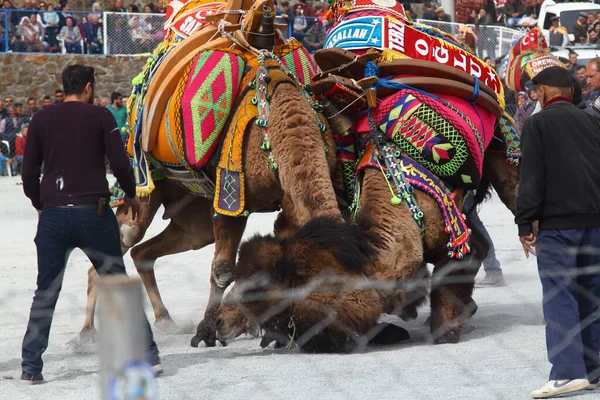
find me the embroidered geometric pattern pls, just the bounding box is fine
[281,45,319,87]
[181,50,244,169]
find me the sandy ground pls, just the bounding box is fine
[0,175,598,400]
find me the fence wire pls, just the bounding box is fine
[417,19,524,61]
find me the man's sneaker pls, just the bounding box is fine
[475,274,506,288]
[531,379,590,398]
[152,363,164,376]
[20,372,45,385]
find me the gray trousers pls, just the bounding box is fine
[464,192,503,276]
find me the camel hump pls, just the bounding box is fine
[279,217,381,279]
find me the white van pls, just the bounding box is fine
[537,0,600,43]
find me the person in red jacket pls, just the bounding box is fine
[12,124,27,175]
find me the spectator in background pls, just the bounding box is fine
[586,58,600,103]
[23,97,39,120]
[128,4,140,13]
[92,2,102,16]
[476,8,496,60]
[589,28,599,44]
[93,96,99,106]
[42,95,52,108]
[14,16,47,52]
[100,97,110,107]
[457,24,477,52]
[2,0,19,27]
[54,89,64,104]
[299,0,315,29]
[42,3,60,52]
[303,18,325,53]
[82,13,103,54]
[4,96,13,108]
[111,0,127,13]
[576,65,589,98]
[569,49,582,78]
[0,100,7,119]
[14,103,23,118]
[279,1,294,32]
[587,12,595,28]
[16,0,35,23]
[422,2,436,20]
[434,7,451,22]
[58,16,82,53]
[573,13,588,44]
[548,15,568,47]
[403,3,417,20]
[0,106,23,161]
[514,90,537,135]
[504,0,525,27]
[155,0,166,13]
[11,124,27,175]
[292,4,307,42]
[483,56,495,68]
[107,92,127,142]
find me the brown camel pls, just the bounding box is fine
[80,83,342,347]
[213,148,521,352]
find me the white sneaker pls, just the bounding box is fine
[531,379,590,398]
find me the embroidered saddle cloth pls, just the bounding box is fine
[354,88,496,189]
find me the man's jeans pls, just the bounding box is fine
[22,207,160,375]
[537,228,600,382]
[464,192,503,276]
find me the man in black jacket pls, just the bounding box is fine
[517,66,600,398]
[20,65,162,385]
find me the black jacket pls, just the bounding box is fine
[516,101,600,236]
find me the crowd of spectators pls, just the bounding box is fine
[0,0,166,54]
[0,89,128,176]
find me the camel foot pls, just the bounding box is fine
[191,317,224,348]
[154,314,179,334]
[433,328,461,344]
[212,261,234,289]
[79,327,98,344]
[369,324,410,346]
[260,329,292,349]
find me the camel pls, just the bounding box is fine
[80,80,342,347]
[213,132,521,353]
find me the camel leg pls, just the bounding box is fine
[191,215,247,347]
[132,207,215,330]
[429,232,485,344]
[79,191,163,339]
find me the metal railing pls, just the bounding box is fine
[417,19,525,60]
[0,10,333,56]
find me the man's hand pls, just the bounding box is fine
[122,196,141,222]
[520,233,537,258]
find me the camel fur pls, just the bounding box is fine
[81,83,343,347]
[214,150,520,352]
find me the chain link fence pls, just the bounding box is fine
[417,19,524,60]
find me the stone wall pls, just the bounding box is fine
[0,53,146,104]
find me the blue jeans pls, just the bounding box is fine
[507,17,522,27]
[21,207,160,376]
[537,228,600,382]
[464,192,503,276]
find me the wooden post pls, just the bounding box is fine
[97,275,158,400]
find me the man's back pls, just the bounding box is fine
[521,101,600,226]
[22,101,134,209]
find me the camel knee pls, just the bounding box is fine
[130,245,155,271]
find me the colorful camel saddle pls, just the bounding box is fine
[321,8,504,109]
[358,144,471,259]
[126,27,318,198]
[502,27,565,93]
[354,87,496,189]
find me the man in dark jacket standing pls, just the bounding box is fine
[517,66,600,398]
[20,65,162,385]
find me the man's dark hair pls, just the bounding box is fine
[15,103,23,107]
[43,95,51,101]
[281,1,289,7]
[111,91,122,102]
[424,2,432,9]
[55,89,64,95]
[27,97,36,102]
[61,65,95,96]
[577,65,587,72]
[484,56,491,62]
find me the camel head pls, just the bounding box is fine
[215,217,385,352]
